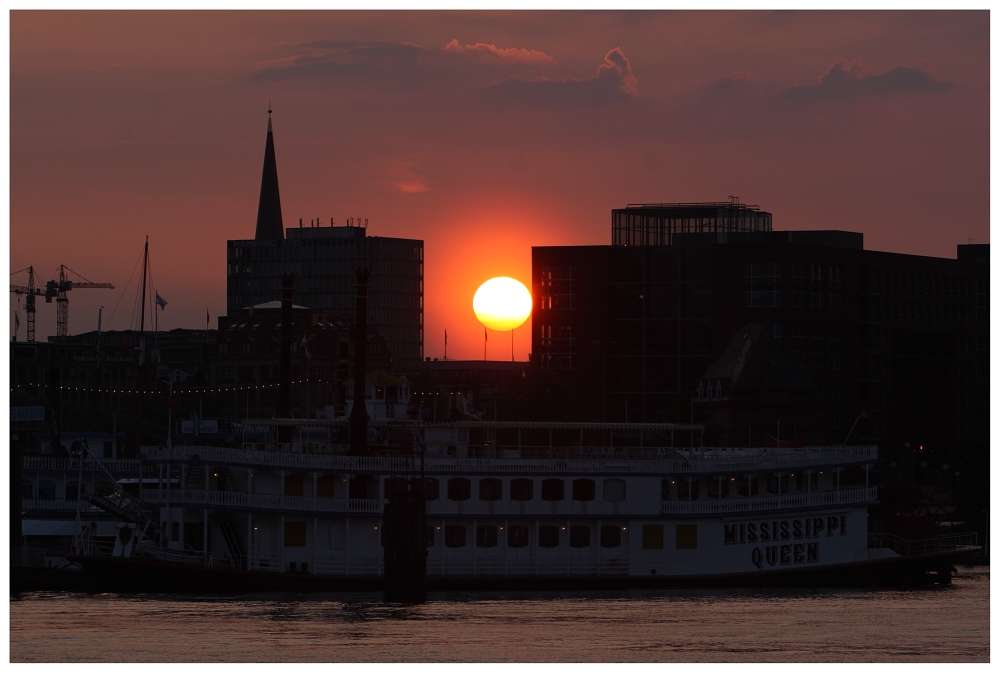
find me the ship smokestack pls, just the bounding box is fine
[349,268,372,455]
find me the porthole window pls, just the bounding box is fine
[510,478,534,501]
[445,525,467,547]
[603,479,626,502]
[448,478,471,501]
[541,479,564,502]
[507,525,529,548]
[569,525,591,548]
[572,479,596,502]
[479,478,502,501]
[476,525,498,548]
[424,477,440,501]
[538,525,560,548]
[600,525,622,548]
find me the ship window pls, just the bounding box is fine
[541,479,564,501]
[284,473,304,497]
[284,521,307,547]
[538,525,560,548]
[317,475,338,498]
[660,479,672,501]
[510,478,533,501]
[349,474,377,499]
[476,525,498,548]
[603,479,626,502]
[796,472,818,492]
[38,480,55,500]
[65,480,80,501]
[737,475,759,496]
[676,524,698,550]
[479,478,502,501]
[767,473,790,494]
[507,525,529,548]
[425,525,435,547]
[707,477,730,498]
[569,525,591,548]
[172,522,180,542]
[445,525,466,548]
[424,477,440,501]
[572,479,596,502]
[601,525,622,548]
[20,479,33,499]
[642,524,664,549]
[677,478,700,500]
[448,478,471,501]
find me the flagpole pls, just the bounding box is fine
[484,327,487,361]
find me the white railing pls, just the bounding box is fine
[138,489,382,514]
[23,457,143,473]
[21,497,104,511]
[659,486,877,515]
[868,532,979,556]
[140,444,877,476]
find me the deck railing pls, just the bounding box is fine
[139,444,877,476]
[23,457,145,473]
[138,489,382,514]
[660,486,878,515]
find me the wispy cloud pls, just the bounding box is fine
[488,47,638,106]
[443,39,556,66]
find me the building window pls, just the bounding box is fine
[541,478,565,501]
[572,478,596,502]
[284,521,307,547]
[642,524,664,549]
[828,324,844,370]
[745,263,782,308]
[479,478,502,501]
[445,525,466,548]
[510,478,533,502]
[676,524,698,550]
[601,525,622,548]
[603,479,626,503]
[538,525,560,548]
[811,324,826,369]
[476,525,498,548]
[424,477,440,501]
[447,478,471,501]
[507,525,529,548]
[539,266,575,310]
[569,525,591,548]
[792,323,807,366]
[540,325,575,369]
[810,292,825,310]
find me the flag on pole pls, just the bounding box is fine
[155,292,167,309]
[300,333,311,359]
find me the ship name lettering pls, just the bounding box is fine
[752,542,820,569]
[725,516,848,546]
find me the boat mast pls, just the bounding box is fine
[136,237,148,455]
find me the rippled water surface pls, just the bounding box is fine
[10,566,989,662]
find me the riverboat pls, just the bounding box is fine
[16,420,978,593]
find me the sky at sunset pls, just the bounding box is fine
[9,11,989,360]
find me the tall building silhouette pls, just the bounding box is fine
[227,113,423,363]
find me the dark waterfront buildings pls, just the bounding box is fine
[532,201,988,523]
[227,114,424,363]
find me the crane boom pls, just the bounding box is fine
[45,265,115,338]
[9,266,39,342]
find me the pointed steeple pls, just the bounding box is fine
[255,107,284,241]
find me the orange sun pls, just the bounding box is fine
[473,277,532,331]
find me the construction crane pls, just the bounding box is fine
[10,266,44,342]
[44,265,114,338]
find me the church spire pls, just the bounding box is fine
[254,106,284,241]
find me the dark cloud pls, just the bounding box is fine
[777,59,953,103]
[487,47,638,106]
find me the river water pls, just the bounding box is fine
[10,566,989,662]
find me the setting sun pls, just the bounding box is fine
[473,277,532,331]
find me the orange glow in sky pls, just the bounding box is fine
[473,277,532,332]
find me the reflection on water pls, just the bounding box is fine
[10,567,989,662]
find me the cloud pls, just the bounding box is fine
[252,40,430,81]
[488,47,638,106]
[383,155,430,194]
[778,59,953,103]
[443,39,556,66]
